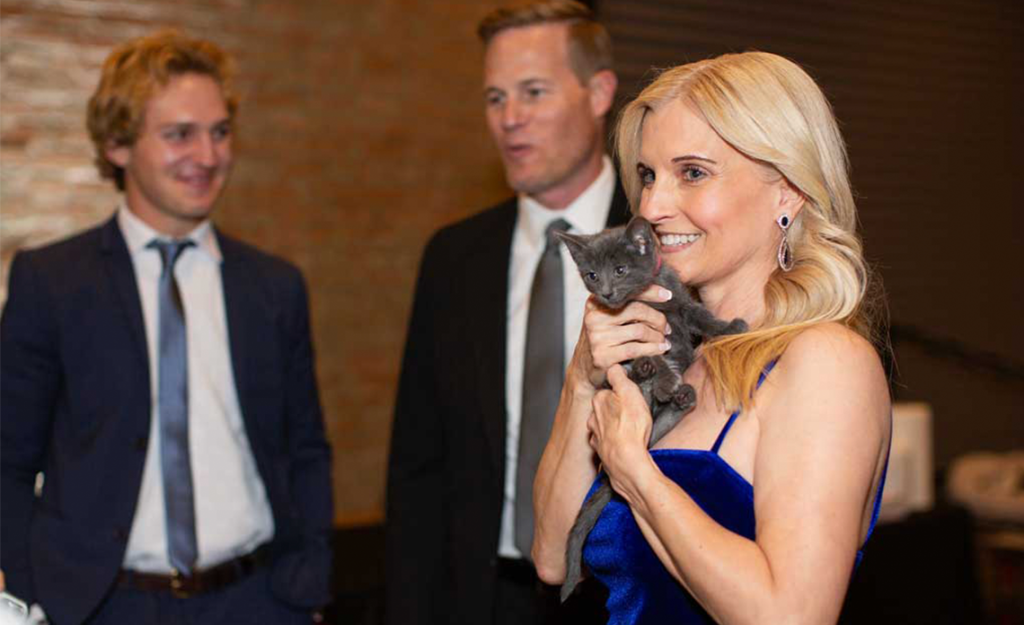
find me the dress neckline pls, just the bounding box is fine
[649,448,753,490]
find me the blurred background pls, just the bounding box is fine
[1,0,1021,622]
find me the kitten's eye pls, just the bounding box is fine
[585,272,598,282]
[614,266,627,276]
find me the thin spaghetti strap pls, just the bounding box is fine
[863,415,894,543]
[711,411,739,454]
[710,359,780,455]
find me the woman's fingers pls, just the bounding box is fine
[589,299,669,333]
[591,366,654,477]
[635,284,674,304]
[606,362,631,388]
[580,295,672,388]
[592,388,617,425]
[591,340,669,372]
[585,302,669,362]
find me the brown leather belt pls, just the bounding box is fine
[117,543,271,598]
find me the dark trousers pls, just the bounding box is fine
[492,558,607,625]
[83,567,311,625]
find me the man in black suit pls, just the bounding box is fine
[0,30,333,624]
[385,2,626,623]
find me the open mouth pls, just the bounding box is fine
[504,144,532,160]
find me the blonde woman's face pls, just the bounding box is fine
[636,99,787,296]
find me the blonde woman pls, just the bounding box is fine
[532,52,891,624]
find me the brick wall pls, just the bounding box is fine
[1,0,511,526]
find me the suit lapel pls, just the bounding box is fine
[606,178,631,228]
[99,216,148,370]
[217,231,255,431]
[474,201,518,472]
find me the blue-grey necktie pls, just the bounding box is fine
[515,218,571,557]
[148,238,197,574]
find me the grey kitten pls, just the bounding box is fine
[556,216,747,602]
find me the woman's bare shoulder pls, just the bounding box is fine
[782,322,884,380]
[767,322,890,427]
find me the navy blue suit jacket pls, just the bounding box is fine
[0,216,333,624]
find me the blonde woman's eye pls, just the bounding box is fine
[637,165,655,186]
[682,166,707,182]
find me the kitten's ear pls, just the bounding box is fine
[555,231,589,265]
[625,217,655,256]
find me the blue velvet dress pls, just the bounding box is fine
[580,368,887,624]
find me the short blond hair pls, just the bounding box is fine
[86,29,237,190]
[477,0,613,84]
[615,52,883,409]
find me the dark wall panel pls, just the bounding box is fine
[598,0,1024,467]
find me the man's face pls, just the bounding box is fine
[484,23,608,209]
[108,72,233,237]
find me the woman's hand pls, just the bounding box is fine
[567,285,673,393]
[589,364,659,498]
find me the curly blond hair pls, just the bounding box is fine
[87,29,237,190]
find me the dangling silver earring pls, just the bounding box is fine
[776,214,794,272]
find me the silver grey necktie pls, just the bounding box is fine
[148,238,197,574]
[515,218,571,557]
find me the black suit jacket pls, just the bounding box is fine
[0,216,333,625]
[385,183,630,624]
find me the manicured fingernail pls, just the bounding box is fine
[659,288,672,301]
[660,341,671,352]
[664,324,672,335]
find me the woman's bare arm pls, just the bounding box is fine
[531,288,672,582]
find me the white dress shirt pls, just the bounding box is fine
[117,206,275,573]
[498,156,617,558]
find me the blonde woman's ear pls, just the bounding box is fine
[777,178,806,218]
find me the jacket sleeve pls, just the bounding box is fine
[384,234,448,625]
[271,267,335,608]
[0,252,61,605]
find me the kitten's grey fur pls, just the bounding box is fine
[556,216,747,602]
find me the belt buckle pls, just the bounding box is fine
[169,569,192,599]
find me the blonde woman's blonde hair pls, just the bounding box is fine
[615,51,883,410]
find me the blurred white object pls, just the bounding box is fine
[947,450,1024,525]
[0,592,29,625]
[878,402,935,522]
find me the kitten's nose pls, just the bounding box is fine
[602,291,614,300]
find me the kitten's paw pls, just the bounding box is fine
[653,372,682,404]
[672,384,697,412]
[631,356,658,381]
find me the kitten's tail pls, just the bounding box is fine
[561,480,614,602]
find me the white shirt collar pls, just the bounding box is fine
[117,202,222,263]
[517,155,615,243]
